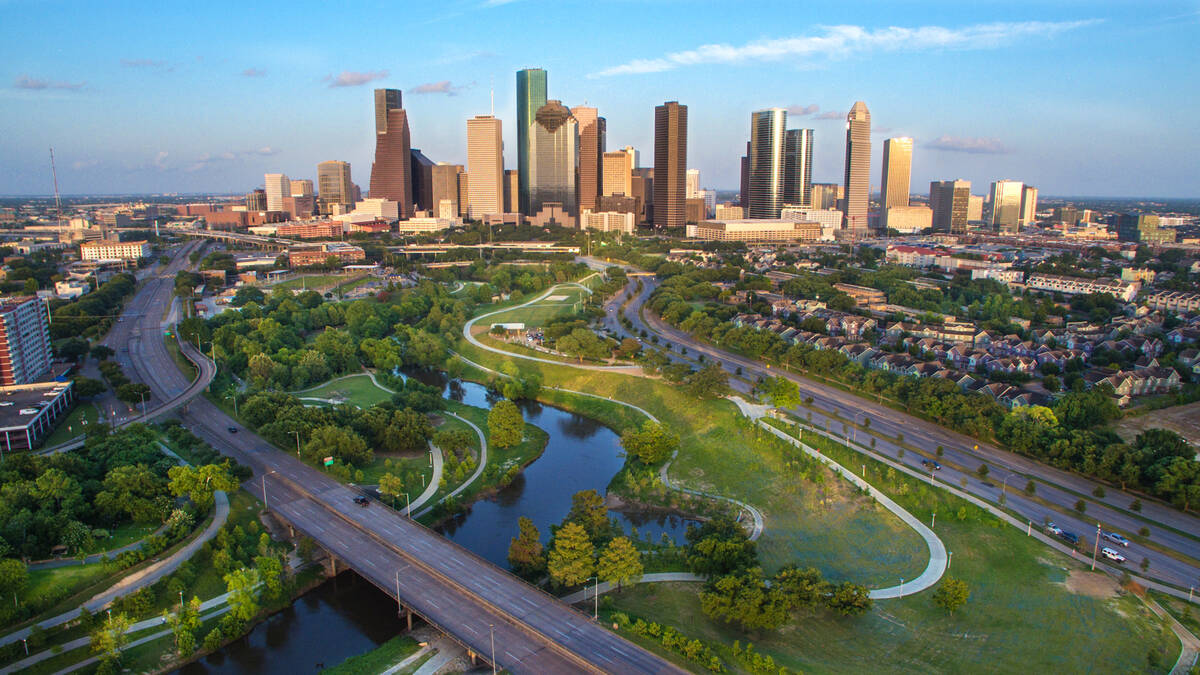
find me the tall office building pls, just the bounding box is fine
[739,142,750,207]
[632,167,654,223]
[572,106,604,212]
[317,161,354,212]
[432,163,463,217]
[516,68,548,215]
[1019,185,1039,228]
[374,89,402,135]
[504,170,518,213]
[264,173,289,212]
[653,101,687,229]
[968,194,984,222]
[602,150,634,197]
[929,179,970,234]
[245,189,267,211]
[812,183,842,211]
[290,179,314,197]
[529,100,578,216]
[783,128,814,207]
[0,296,53,386]
[410,149,435,213]
[989,180,1024,232]
[881,138,912,210]
[369,106,413,218]
[686,169,701,199]
[466,115,504,218]
[842,101,871,232]
[747,108,787,219]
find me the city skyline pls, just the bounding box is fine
[1,1,1198,198]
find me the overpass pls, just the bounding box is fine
[113,247,682,673]
[173,228,289,250]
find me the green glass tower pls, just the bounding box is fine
[516,68,547,215]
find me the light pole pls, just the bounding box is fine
[226,394,238,418]
[1091,522,1101,571]
[261,470,276,512]
[405,492,411,518]
[899,578,904,597]
[587,576,599,619]
[490,624,497,675]
[395,569,402,617]
[947,551,953,570]
[1001,474,1012,498]
[291,430,301,459]
[931,511,936,529]
[139,391,147,421]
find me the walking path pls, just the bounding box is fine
[559,572,703,605]
[27,523,168,571]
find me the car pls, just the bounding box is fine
[921,459,942,471]
[1046,523,1063,536]
[227,426,238,433]
[353,496,370,507]
[1102,547,1126,563]
[1060,531,1079,546]
[1103,532,1130,547]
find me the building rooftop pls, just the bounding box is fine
[0,381,72,432]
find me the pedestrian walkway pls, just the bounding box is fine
[559,572,703,605]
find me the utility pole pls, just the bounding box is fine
[1091,522,1101,571]
[490,624,497,675]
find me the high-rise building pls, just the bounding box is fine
[747,108,787,219]
[842,101,871,232]
[0,296,54,386]
[812,183,842,211]
[528,100,578,216]
[653,101,687,229]
[1019,185,1039,228]
[467,115,504,218]
[369,106,413,218]
[783,128,814,207]
[432,164,463,218]
[374,88,402,135]
[264,173,289,212]
[317,161,354,212]
[504,169,518,213]
[988,180,1024,232]
[572,106,604,212]
[516,68,548,215]
[290,179,314,197]
[1117,214,1176,244]
[245,189,267,211]
[602,150,633,197]
[968,195,984,222]
[632,168,654,224]
[929,180,971,234]
[739,142,750,207]
[880,137,913,214]
[410,149,435,213]
[686,169,700,199]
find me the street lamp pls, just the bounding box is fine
[226,394,238,418]
[1091,522,1101,571]
[261,470,276,512]
[139,391,148,421]
[587,576,600,619]
[291,430,301,459]
[490,624,497,675]
[405,492,411,518]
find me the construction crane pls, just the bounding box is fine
[50,147,64,227]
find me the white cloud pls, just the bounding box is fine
[326,70,389,88]
[925,135,1008,154]
[411,80,473,96]
[14,75,84,90]
[242,68,266,77]
[786,104,820,116]
[592,20,1099,77]
[815,111,843,120]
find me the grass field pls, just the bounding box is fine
[41,402,98,446]
[294,374,394,408]
[480,286,590,327]
[323,635,420,675]
[272,274,353,291]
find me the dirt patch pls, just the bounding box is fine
[1062,569,1120,598]
[1115,399,1200,446]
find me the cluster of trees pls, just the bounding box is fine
[0,248,63,295]
[610,612,727,673]
[49,273,136,340]
[96,358,151,404]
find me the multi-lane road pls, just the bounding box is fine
[584,257,1200,593]
[107,247,682,674]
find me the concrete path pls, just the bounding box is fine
[0,491,230,647]
[1141,595,1200,675]
[412,641,463,675]
[559,572,703,605]
[412,411,486,519]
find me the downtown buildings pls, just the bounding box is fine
[653,101,687,229]
[466,115,504,219]
[368,88,414,219]
[842,101,871,233]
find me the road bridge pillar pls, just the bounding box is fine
[468,650,477,665]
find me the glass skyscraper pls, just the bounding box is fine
[783,128,814,208]
[747,108,787,219]
[516,68,547,215]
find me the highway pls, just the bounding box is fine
[587,258,1200,593]
[110,247,683,674]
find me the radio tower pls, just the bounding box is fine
[49,147,64,227]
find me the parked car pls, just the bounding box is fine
[1102,547,1126,563]
[227,426,238,433]
[1046,523,1063,536]
[921,459,942,471]
[1060,531,1079,546]
[1102,532,1130,547]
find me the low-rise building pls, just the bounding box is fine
[79,240,150,261]
[288,243,365,268]
[0,380,75,450]
[1143,290,1200,314]
[833,283,886,307]
[275,221,345,240]
[395,217,453,233]
[579,210,635,234]
[688,219,822,242]
[1027,274,1139,302]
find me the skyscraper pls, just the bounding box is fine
[602,148,634,197]
[686,169,700,199]
[317,161,354,212]
[739,142,750,207]
[783,128,814,207]
[432,163,463,217]
[369,106,413,218]
[842,101,871,232]
[504,169,518,213]
[881,137,913,231]
[572,106,604,213]
[516,68,548,215]
[467,115,504,218]
[1019,185,1039,228]
[264,173,289,212]
[988,180,1024,232]
[929,179,970,234]
[290,179,314,197]
[410,149,435,213]
[529,100,578,216]
[0,296,53,386]
[374,88,402,135]
[653,101,687,229]
[747,108,787,219]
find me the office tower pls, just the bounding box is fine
[369,107,413,218]
[317,161,354,212]
[812,183,842,211]
[573,106,604,212]
[504,170,518,213]
[432,163,463,216]
[264,173,289,212]
[1117,214,1176,244]
[653,101,687,229]
[457,173,469,217]
[783,128,814,207]
[747,108,787,219]
[632,168,653,223]
[1055,206,1079,225]
[410,149,435,213]
[968,194,984,222]
[739,142,750,207]
[881,137,912,209]
[245,189,267,211]
[529,100,578,216]
[988,180,1024,232]
[374,88,402,135]
[929,180,971,234]
[0,296,54,386]
[602,151,632,197]
[686,169,700,199]
[842,101,871,232]
[290,179,314,197]
[516,68,548,215]
[1019,185,1038,228]
[467,115,504,218]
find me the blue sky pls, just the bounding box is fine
[1,0,1197,198]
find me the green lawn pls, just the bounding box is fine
[273,274,351,291]
[24,564,112,610]
[481,286,590,327]
[293,374,393,408]
[83,521,158,555]
[41,402,98,447]
[323,635,420,675]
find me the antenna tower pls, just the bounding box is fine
[49,147,64,226]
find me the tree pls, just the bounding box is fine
[825,582,873,616]
[378,473,406,508]
[224,567,261,621]
[115,382,152,405]
[567,490,610,542]
[90,345,115,361]
[91,611,133,669]
[56,336,90,361]
[255,555,285,600]
[547,522,594,588]
[597,537,643,591]
[487,400,524,449]
[72,376,107,398]
[932,577,970,614]
[380,409,434,454]
[761,376,801,409]
[168,463,238,511]
[96,464,167,523]
[699,570,789,631]
[507,516,546,580]
[0,558,29,607]
[620,421,679,465]
[164,596,203,656]
[686,517,756,578]
[304,425,373,467]
[772,565,830,612]
[976,463,990,479]
[685,364,731,400]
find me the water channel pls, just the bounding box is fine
[180,370,694,672]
